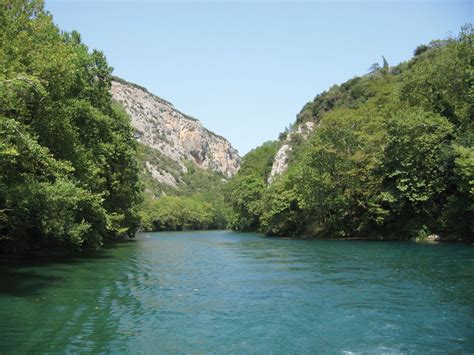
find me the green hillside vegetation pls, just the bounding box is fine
[226,26,473,242]
[140,193,229,232]
[138,144,230,231]
[0,1,142,252]
[225,141,280,231]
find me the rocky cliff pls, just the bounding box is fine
[111,77,240,190]
[268,121,315,183]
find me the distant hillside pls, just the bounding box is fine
[110,77,240,196]
[111,77,241,231]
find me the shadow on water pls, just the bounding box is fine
[0,238,136,296]
[0,238,141,353]
[0,268,63,297]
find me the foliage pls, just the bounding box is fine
[137,142,231,231]
[260,168,304,237]
[377,109,454,238]
[441,145,474,239]
[400,27,472,128]
[225,141,279,231]
[226,26,473,241]
[0,0,141,252]
[139,195,223,232]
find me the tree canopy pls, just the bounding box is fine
[0,0,142,252]
[227,26,473,242]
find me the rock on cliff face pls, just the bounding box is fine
[268,121,315,184]
[111,78,240,185]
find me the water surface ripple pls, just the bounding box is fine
[1,231,473,353]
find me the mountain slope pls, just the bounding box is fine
[111,77,240,231]
[111,77,240,194]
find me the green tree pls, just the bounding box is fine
[225,141,279,231]
[378,108,454,238]
[0,0,141,252]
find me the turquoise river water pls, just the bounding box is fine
[0,230,473,353]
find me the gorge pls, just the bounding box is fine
[1,1,473,353]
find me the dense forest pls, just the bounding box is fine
[0,0,142,252]
[226,26,473,242]
[138,153,230,232]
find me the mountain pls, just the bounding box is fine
[110,77,240,195]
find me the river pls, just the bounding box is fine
[0,230,473,353]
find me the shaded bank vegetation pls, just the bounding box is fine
[0,0,141,252]
[226,27,473,242]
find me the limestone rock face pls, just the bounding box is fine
[111,78,240,187]
[145,161,178,188]
[268,121,315,184]
[268,144,291,184]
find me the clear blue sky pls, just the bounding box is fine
[46,0,471,155]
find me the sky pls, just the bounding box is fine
[46,0,472,155]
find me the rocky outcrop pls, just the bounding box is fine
[268,121,315,183]
[111,78,240,187]
[268,144,291,184]
[415,234,441,244]
[145,161,178,188]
